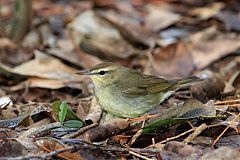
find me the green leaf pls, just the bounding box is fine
[52,101,85,126]
[63,120,84,128]
[143,98,218,133]
[59,102,68,123]
[143,116,223,133]
[143,118,187,133]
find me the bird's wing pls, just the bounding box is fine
[119,70,175,97]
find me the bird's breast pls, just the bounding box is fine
[94,85,163,117]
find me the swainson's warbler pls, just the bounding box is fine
[77,62,203,118]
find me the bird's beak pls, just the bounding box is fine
[75,70,95,75]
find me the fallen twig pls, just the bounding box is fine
[214,99,240,105]
[128,129,143,146]
[215,104,240,108]
[183,123,208,144]
[148,128,195,147]
[63,123,98,139]
[63,138,161,153]
[211,113,240,148]
[128,114,159,123]
[128,115,149,146]
[101,146,160,153]
[129,150,152,160]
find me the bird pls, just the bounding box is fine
[77,62,202,118]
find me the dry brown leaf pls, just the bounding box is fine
[84,97,102,123]
[187,27,240,70]
[96,11,150,49]
[200,147,240,160]
[190,35,240,69]
[175,28,240,72]
[0,140,26,158]
[68,10,143,59]
[224,71,240,93]
[22,29,41,48]
[191,70,224,103]
[77,51,103,69]
[144,42,194,78]
[190,2,224,20]
[0,38,17,49]
[12,50,79,81]
[35,138,84,160]
[9,78,66,91]
[35,137,116,160]
[0,50,85,90]
[145,3,181,32]
[216,135,240,148]
[189,25,218,44]
[47,39,103,69]
[215,10,240,32]
[94,2,157,48]
[163,141,201,157]
[17,122,62,150]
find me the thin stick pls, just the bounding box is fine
[61,139,161,153]
[214,99,240,105]
[128,115,149,147]
[128,129,143,146]
[129,151,152,160]
[152,138,156,146]
[211,113,240,148]
[63,123,98,139]
[149,128,195,146]
[187,121,195,129]
[215,104,240,108]
[183,123,208,144]
[102,146,160,153]
[128,114,159,123]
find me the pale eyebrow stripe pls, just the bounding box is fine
[90,69,112,74]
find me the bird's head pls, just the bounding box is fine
[76,62,125,87]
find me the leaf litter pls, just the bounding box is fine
[0,0,240,159]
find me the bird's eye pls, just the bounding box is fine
[99,70,105,75]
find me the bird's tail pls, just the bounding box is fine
[175,76,203,88]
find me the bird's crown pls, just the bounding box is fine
[89,62,119,73]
